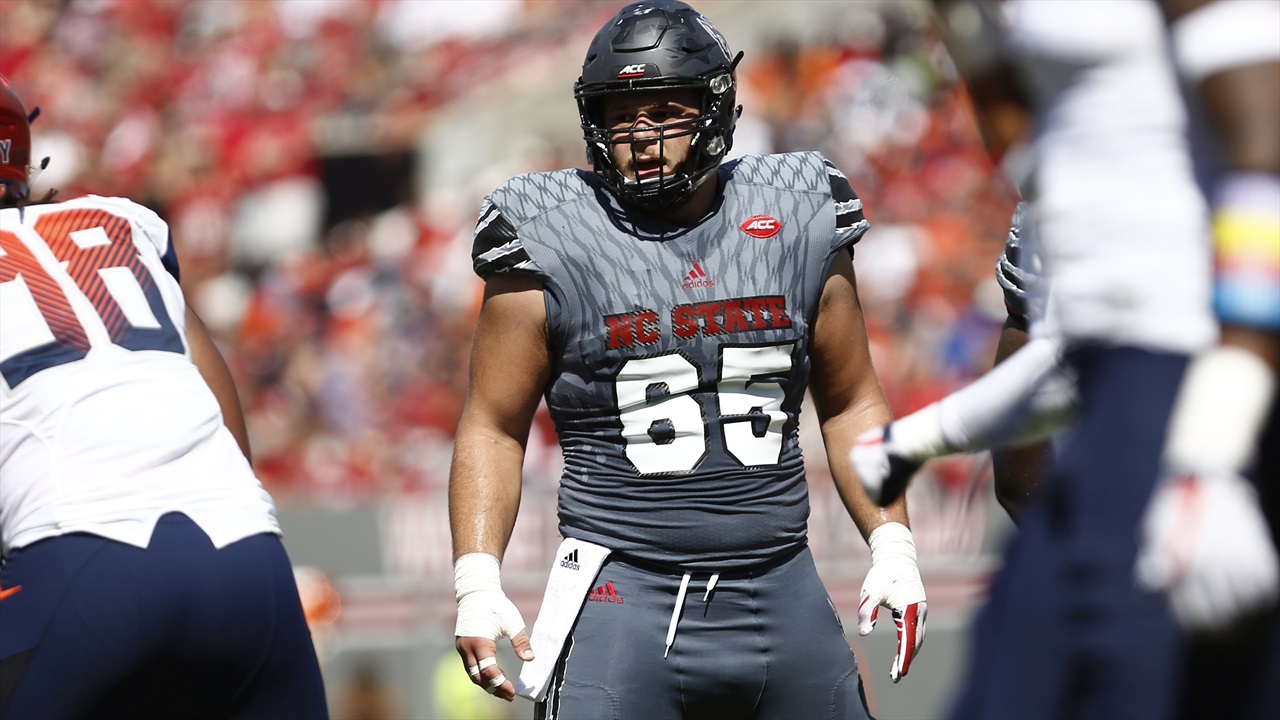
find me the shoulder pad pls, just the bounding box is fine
[487,170,594,227]
[728,152,829,193]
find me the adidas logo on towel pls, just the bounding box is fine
[559,549,580,571]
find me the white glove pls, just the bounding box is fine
[858,522,928,683]
[454,553,532,700]
[851,426,924,507]
[1136,471,1280,631]
[1135,346,1280,631]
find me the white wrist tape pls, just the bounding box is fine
[454,552,503,600]
[1165,346,1276,472]
[864,523,925,619]
[454,552,526,640]
[868,522,918,563]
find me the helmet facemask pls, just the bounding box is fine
[574,1,743,212]
[578,70,739,212]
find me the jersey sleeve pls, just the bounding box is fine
[825,158,870,251]
[471,197,542,280]
[996,202,1031,322]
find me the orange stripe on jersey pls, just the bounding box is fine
[0,230,90,351]
[2,203,185,385]
[37,209,139,345]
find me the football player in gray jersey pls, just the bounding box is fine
[448,2,927,718]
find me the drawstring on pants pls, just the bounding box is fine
[664,572,720,658]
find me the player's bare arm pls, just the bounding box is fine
[185,303,252,462]
[990,315,1048,522]
[449,271,549,559]
[808,250,902,536]
[810,248,927,682]
[448,271,549,702]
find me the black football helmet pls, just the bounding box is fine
[574,1,742,211]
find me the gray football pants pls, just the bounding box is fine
[535,545,872,720]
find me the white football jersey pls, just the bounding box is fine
[0,195,279,553]
[1005,0,1216,354]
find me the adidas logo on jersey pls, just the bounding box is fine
[559,549,580,571]
[682,262,715,290]
[587,581,624,604]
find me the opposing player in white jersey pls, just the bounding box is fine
[1137,0,1280,629]
[1136,2,1280,717]
[914,2,1218,717]
[0,74,328,718]
[862,1,1280,717]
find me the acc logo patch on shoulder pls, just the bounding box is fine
[740,214,781,238]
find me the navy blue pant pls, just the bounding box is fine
[0,513,328,719]
[951,346,1188,719]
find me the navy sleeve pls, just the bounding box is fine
[161,231,181,282]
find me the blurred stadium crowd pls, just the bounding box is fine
[0,0,1017,507]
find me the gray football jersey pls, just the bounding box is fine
[473,152,868,570]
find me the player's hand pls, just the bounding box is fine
[851,426,924,506]
[453,553,534,702]
[1136,471,1280,632]
[857,522,927,683]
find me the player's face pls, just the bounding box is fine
[602,89,701,183]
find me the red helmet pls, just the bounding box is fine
[0,74,33,203]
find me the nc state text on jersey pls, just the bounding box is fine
[604,295,792,349]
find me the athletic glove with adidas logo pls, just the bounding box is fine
[858,522,928,683]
